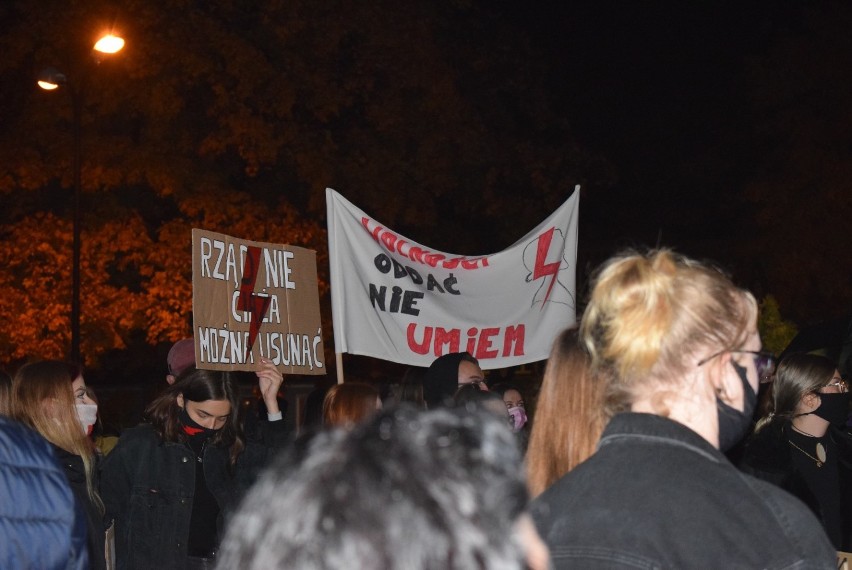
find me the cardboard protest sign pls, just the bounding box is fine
[326,187,579,369]
[192,229,325,375]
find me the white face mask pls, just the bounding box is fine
[75,403,98,436]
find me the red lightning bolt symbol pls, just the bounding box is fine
[237,246,272,357]
[533,227,560,310]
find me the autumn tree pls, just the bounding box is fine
[0,0,600,367]
[758,295,798,355]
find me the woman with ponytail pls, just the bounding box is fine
[100,361,285,570]
[741,353,852,549]
[13,360,106,570]
[530,249,834,569]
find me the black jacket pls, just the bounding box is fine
[99,420,287,570]
[740,419,852,550]
[531,413,836,569]
[53,445,106,570]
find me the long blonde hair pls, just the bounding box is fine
[526,328,602,497]
[580,249,756,417]
[13,360,103,511]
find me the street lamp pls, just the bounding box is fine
[38,32,125,364]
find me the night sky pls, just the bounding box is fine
[518,2,757,247]
[495,1,851,325]
[0,0,849,378]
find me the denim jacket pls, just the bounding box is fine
[100,421,287,570]
[531,413,836,569]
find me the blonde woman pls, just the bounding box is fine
[13,360,106,570]
[530,250,834,569]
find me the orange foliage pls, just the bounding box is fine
[0,197,324,367]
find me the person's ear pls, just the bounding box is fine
[800,392,820,413]
[707,352,735,399]
[176,393,185,409]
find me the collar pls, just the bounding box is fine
[598,412,726,464]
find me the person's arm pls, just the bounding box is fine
[98,435,136,567]
[256,358,284,420]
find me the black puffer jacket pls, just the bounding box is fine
[100,420,287,570]
[740,419,852,550]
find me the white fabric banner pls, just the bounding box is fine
[326,187,579,369]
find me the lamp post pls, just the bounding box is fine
[38,33,125,364]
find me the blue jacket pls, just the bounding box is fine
[531,413,836,569]
[0,415,90,570]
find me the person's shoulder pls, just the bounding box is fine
[112,424,161,450]
[741,472,831,539]
[529,459,595,529]
[0,416,58,470]
[830,426,852,454]
[122,423,157,437]
[741,421,789,470]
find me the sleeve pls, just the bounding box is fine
[98,436,136,568]
[231,419,292,500]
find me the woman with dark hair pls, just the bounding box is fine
[491,381,530,451]
[741,352,852,549]
[100,360,285,569]
[13,360,106,570]
[322,383,381,429]
[215,405,550,570]
[454,383,510,424]
[394,366,426,409]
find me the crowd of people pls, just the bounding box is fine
[1,248,849,569]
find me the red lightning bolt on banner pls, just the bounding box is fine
[237,246,272,356]
[533,227,560,310]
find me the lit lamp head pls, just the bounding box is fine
[37,67,67,91]
[37,33,125,90]
[93,34,125,55]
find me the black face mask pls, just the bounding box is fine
[179,406,219,440]
[809,392,851,428]
[716,361,756,452]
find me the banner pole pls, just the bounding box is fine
[336,353,344,384]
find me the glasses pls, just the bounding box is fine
[822,377,849,394]
[697,350,777,383]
